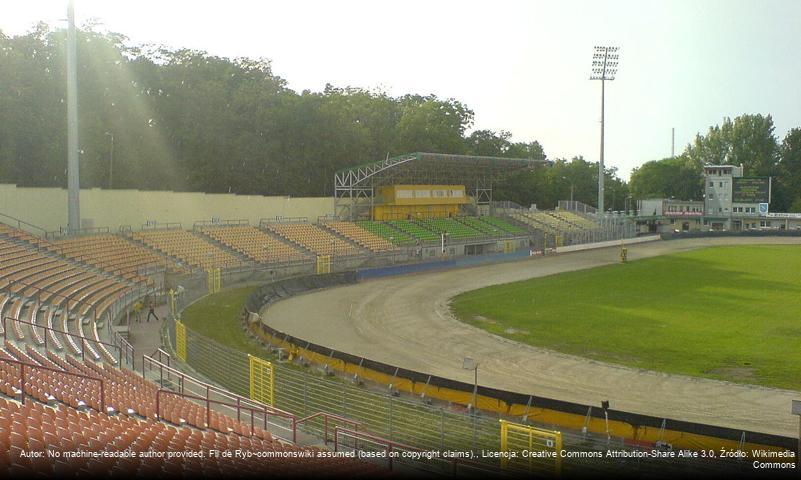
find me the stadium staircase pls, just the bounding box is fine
[187,229,256,267]
[194,225,309,265]
[318,222,397,253]
[261,222,365,257]
[354,221,416,246]
[121,232,203,274]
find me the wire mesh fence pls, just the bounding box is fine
[164,318,756,478]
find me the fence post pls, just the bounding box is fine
[303,374,309,416]
[20,363,25,405]
[206,396,211,430]
[440,408,445,451]
[388,395,393,440]
[341,383,346,416]
[333,427,339,452]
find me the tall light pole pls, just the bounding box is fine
[590,46,620,214]
[105,132,114,189]
[67,0,81,233]
[463,357,478,412]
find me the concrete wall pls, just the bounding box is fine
[0,184,334,232]
[555,235,660,254]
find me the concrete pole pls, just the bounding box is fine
[67,0,81,233]
[598,78,605,214]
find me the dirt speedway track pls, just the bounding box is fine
[261,237,801,437]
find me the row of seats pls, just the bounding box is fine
[0,348,384,477]
[471,216,529,235]
[199,226,308,264]
[323,222,397,252]
[51,234,188,280]
[130,229,243,271]
[417,218,484,240]
[386,220,440,242]
[0,230,134,365]
[551,210,599,229]
[355,221,416,246]
[0,223,50,249]
[264,223,362,257]
[510,212,558,234]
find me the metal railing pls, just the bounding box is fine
[142,352,297,442]
[259,217,309,225]
[155,388,288,438]
[139,221,182,231]
[295,412,361,445]
[192,218,250,230]
[0,356,105,412]
[0,212,50,238]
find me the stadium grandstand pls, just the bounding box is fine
[195,222,309,265]
[0,147,637,478]
[130,227,245,271]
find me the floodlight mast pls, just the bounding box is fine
[590,46,620,214]
[67,0,80,233]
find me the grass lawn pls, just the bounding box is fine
[180,286,266,357]
[450,245,801,390]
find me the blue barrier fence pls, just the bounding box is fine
[357,249,531,281]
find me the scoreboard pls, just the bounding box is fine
[732,177,770,203]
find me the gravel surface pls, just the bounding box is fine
[261,237,801,437]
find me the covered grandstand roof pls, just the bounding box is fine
[334,152,550,220]
[335,152,548,187]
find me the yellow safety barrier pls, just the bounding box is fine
[249,321,791,455]
[175,321,187,362]
[207,268,221,294]
[316,255,331,275]
[248,354,275,406]
[500,419,562,476]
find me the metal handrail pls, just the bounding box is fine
[155,388,296,441]
[294,412,360,445]
[0,212,49,237]
[142,353,297,439]
[193,219,250,230]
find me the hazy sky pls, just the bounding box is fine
[3,0,800,180]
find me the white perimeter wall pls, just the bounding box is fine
[0,184,334,232]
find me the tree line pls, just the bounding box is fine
[630,116,801,212]
[1,25,799,212]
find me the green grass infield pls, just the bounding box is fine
[451,245,801,390]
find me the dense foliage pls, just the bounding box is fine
[1,25,799,211]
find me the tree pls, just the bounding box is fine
[495,156,628,210]
[684,114,778,177]
[773,128,801,212]
[464,129,512,157]
[629,156,702,201]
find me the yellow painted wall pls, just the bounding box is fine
[373,204,459,220]
[377,185,468,206]
[0,184,334,232]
